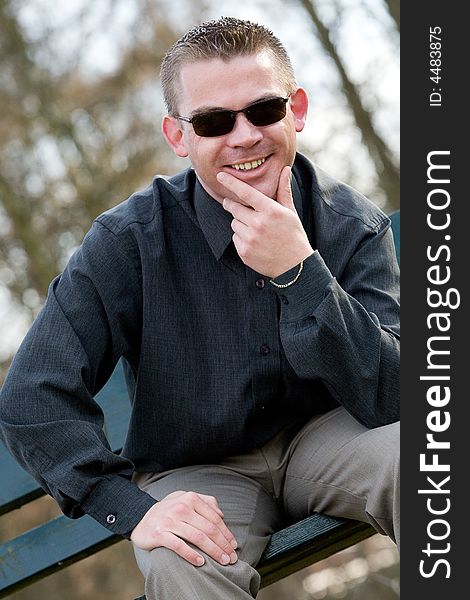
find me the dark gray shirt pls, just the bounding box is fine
[0,153,400,536]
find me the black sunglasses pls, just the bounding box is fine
[175,95,290,137]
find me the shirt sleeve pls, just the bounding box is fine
[0,220,157,537]
[270,219,400,428]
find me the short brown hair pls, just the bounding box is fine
[160,17,296,115]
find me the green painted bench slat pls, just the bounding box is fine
[0,511,374,598]
[0,515,119,598]
[257,515,374,588]
[0,448,44,515]
[0,362,130,515]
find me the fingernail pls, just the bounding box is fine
[230,539,238,549]
[196,556,205,566]
[221,553,230,564]
[217,172,227,182]
[230,552,238,564]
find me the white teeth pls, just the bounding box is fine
[231,157,266,171]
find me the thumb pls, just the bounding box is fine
[276,165,296,212]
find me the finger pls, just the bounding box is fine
[172,521,237,565]
[186,511,238,556]
[193,497,238,549]
[232,232,244,258]
[275,165,295,211]
[157,530,206,567]
[231,218,249,237]
[223,198,256,225]
[195,495,237,548]
[193,493,224,518]
[217,172,271,211]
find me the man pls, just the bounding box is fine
[0,17,399,599]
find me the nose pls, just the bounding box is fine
[226,113,263,147]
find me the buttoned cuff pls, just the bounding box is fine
[80,475,157,538]
[270,251,335,322]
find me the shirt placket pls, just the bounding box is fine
[245,268,282,443]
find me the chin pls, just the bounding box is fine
[256,183,278,200]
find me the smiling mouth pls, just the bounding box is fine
[230,157,266,171]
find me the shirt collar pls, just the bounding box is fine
[194,178,234,261]
[193,169,304,262]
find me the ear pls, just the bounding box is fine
[161,115,189,158]
[289,88,309,133]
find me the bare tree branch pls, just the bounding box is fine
[383,0,400,31]
[298,0,400,210]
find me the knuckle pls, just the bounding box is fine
[173,502,187,516]
[154,529,171,547]
[266,204,277,218]
[168,490,184,499]
[238,189,250,202]
[193,530,207,545]
[259,217,270,232]
[245,233,256,249]
[159,516,174,530]
[238,245,248,260]
[252,219,264,235]
[241,234,252,249]
[172,537,188,555]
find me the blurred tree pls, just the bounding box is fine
[384,0,400,31]
[298,0,400,211]
[1,0,399,373]
[0,0,180,322]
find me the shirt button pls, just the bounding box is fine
[260,344,270,356]
[280,295,289,305]
[255,278,265,289]
[106,514,116,524]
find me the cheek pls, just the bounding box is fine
[189,139,220,171]
[277,121,297,154]
[251,176,278,200]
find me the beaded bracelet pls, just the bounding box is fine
[269,260,303,288]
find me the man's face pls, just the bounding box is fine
[163,51,308,203]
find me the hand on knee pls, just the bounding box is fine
[130,490,238,567]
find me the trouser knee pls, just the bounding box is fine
[366,421,400,544]
[136,546,260,600]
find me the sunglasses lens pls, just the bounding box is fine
[189,97,288,137]
[192,111,234,137]
[247,98,288,127]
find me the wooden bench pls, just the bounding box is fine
[0,211,399,598]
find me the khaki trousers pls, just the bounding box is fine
[132,407,400,599]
